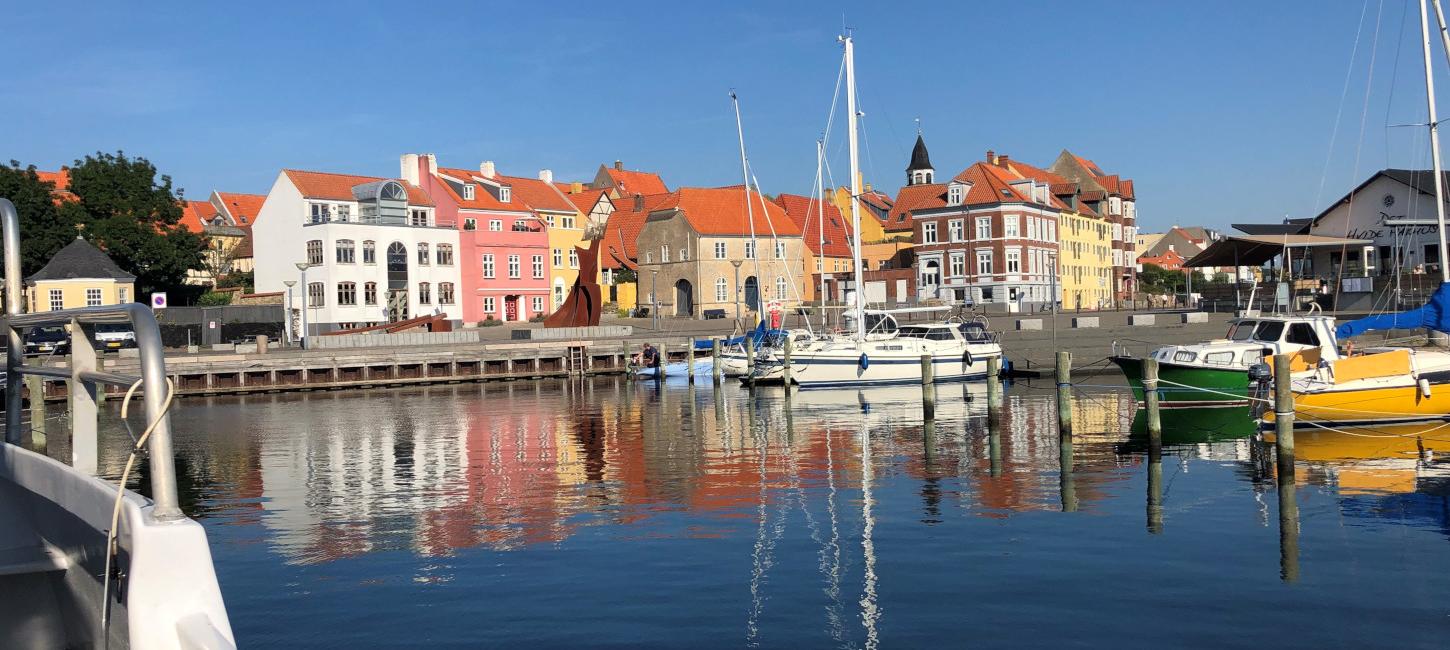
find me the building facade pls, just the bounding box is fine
[253,169,463,332]
[774,193,854,302]
[1048,150,1137,304]
[26,237,136,312]
[1306,169,1449,279]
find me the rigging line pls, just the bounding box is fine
[1337,0,1387,305]
[1387,0,1413,168]
[748,167,808,312]
[1316,0,1374,211]
[731,91,765,315]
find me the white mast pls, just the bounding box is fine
[841,34,866,341]
[1420,0,1450,282]
[816,138,828,331]
[731,92,764,319]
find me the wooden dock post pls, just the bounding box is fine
[711,339,722,384]
[988,420,1002,478]
[1273,353,1295,475]
[25,375,45,447]
[687,338,696,384]
[1147,425,1164,534]
[658,341,668,379]
[744,337,755,386]
[782,336,793,385]
[1060,434,1078,513]
[1055,351,1072,438]
[986,356,1002,426]
[1277,471,1300,582]
[1144,357,1162,440]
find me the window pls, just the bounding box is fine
[817,258,823,271]
[482,254,495,278]
[716,277,729,302]
[645,251,653,264]
[362,240,376,264]
[336,205,351,222]
[949,219,964,242]
[410,209,428,227]
[1006,249,1021,274]
[744,241,756,259]
[1027,217,1038,240]
[775,276,787,300]
[976,251,992,275]
[418,282,431,304]
[976,217,991,240]
[483,297,496,315]
[364,282,377,305]
[562,215,575,229]
[532,296,544,313]
[463,184,476,200]
[947,184,964,205]
[532,255,544,278]
[1204,352,1235,366]
[1004,216,1020,238]
[309,203,330,224]
[1253,321,1285,342]
[499,187,512,203]
[337,282,357,306]
[489,219,502,232]
[306,240,323,265]
[508,255,520,278]
[119,287,128,303]
[553,248,563,267]
[439,282,455,305]
[307,282,324,307]
[662,244,670,263]
[569,249,579,268]
[1173,351,1198,363]
[1228,321,1257,341]
[437,244,454,266]
[48,289,63,311]
[86,288,102,307]
[949,253,965,277]
[715,242,727,259]
[336,239,355,264]
[416,243,430,265]
[1286,323,1320,346]
[775,242,786,259]
[922,222,938,244]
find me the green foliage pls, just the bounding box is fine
[215,270,254,292]
[612,268,637,285]
[1138,263,1186,294]
[480,317,503,327]
[196,291,233,306]
[0,162,79,274]
[528,313,546,323]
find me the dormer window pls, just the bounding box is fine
[499,186,512,203]
[463,184,476,200]
[946,183,965,206]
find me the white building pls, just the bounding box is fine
[1307,169,1450,279]
[253,169,463,332]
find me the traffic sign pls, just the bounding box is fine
[151,292,168,309]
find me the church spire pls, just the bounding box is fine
[906,132,934,186]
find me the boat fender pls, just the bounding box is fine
[962,349,975,366]
[1420,377,1432,398]
[859,353,870,370]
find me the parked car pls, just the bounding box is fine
[23,326,69,356]
[94,323,137,350]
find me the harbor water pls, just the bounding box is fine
[58,377,1450,647]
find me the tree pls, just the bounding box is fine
[58,152,205,295]
[0,162,81,274]
[1138,263,1186,294]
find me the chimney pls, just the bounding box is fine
[479,161,496,179]
[614,159,624,171]
[425,153,437,176]
[863,182,873,192]
[571,181,583,194]
[998,154,1009,166]
[400,154,420,185]
[986,149,996,164]
[633,193,644,211]
[538,169,553,184]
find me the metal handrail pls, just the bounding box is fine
[0,198,182,520]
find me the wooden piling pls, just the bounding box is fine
[687,338,696,384]
[657,341,668,379]
[711,339,722,384]
[986,356,1002,410]
[1060,435,1078,513]
[1277,473,1300,582]
[1144,357,1162,439]
[920,354,934,385]
[988,422,1002,478]
[744,337,755,386]
[1273,353,1295,476]
[782,336,793,385]
[25,375,45,447]
[1147,425,1164,534]
[921,353,936,417]
[1055,350,1072,438]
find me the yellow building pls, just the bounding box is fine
[26,237,137,312]
[1057,209,1114,310]
[500,173,587,313]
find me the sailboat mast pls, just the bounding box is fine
[731,92,764,319]
[842,34,866,341]
[1420,0,1450,282]
[816,138,828,331]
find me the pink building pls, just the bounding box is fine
[403,154,551,323]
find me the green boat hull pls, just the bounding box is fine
[1111,356,1253,406]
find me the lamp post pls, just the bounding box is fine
[282,280,296,346]
[294,262,312,349]
[650,268,659,331]
[731,260,744,322]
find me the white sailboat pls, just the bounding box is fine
[750,34,1003,388]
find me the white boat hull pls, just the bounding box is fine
[753,339,1001,387]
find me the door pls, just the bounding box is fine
[386,242,409,322]
[505,296,519,321]
[674,279,694,317]
[744,276,759,311]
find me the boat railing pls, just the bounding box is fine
[0,198,181,519]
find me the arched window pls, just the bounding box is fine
[417,243,430,265]
[715,277,728,303]
[386,242,408,290]
[775,276,787,300]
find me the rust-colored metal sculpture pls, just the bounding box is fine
[543,237,603,327]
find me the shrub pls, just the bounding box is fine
[528,313,546,323]
[196,291,233,306]
[480,317,502,327]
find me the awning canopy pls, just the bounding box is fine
[1183,234,1373,268]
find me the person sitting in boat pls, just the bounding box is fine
[633,343,660,369]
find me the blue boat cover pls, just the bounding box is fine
[693,321,786,349]
[1335,282,1450,338]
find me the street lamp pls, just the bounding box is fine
[282,280,296,346]
[650,268,659,331]
[294,262,312,349]
[731,260,744,322]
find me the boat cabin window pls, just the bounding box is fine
[1174,351,1197,363]
[1243,349,1265,365]
[1228,321,1257,341]
[898,326,956,341]
[957,322,991,342]
[1203,351,1234,366]
[1252,321,1285,342]
[847,312,900,336]
[1285,323,1320,346]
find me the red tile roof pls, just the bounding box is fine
[284,169,433,206]
[565,188,608,214]
[891,162,1070,224]
[497,174,578,213]
[215,192,266,226]
[600,193,673,269]
[1000,158,1068,185]
[604,168,669,195]
[180,201,219,233]
[34,168,77,202]
[435,167,532,212]
[859,190,894,212]
[655,187,801,237]
[773,194,852,258]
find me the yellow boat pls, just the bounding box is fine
[1265,347,1450,426]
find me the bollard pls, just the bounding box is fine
[1144,357,1162,439]
[1273,354,1295,476]
[1055,351,1072,438]
[921,353,936,418]
[25,374,45,447]
[711,339,722,384]
[986,356,1002,410]
[687,338,696,384]
[920,353,934,385]
[744,337,756,386]
[782,336,793,385]
[657,341,668,379]
[256,334,269,355]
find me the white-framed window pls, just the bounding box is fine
[499,186,512,203]
[661,244,670,263]
[553,248,563,267]
[1006,249,1022,273]
[744,241,755,259]
[947,184,964,205]
[306,240,323,265]
[775,276,787,300]
[716,277,729,302]
[483,297,496,315]
[119,287,128,303]
[309,203,330,224]
[645,251,653,264]
[362,240,376,264]
[816,257,823,271]
[364,282,377,305]
[337,282,357,306]
[307,282,324,307]
[439,282,455,305]
[410,209,428,227]
[949,253,965,277]
[562,215,576,229]
[544,214,556,227]
[417,243,430,265]
[489,219,502,231]
[531,296,544,313]
[715,242,727,259]
[976,217,991,240]
[1027,217,1038,241]
[336,205,351,222]
[679,244,689,261]
[569,249,579,268]
[948,219,964,242]
[508,255,520,278]
[336,239,355,264]
[532,255,544,278]
[1005,216,1020,238]
[976,250,992,275]
[48,289,63,311]
[482,254,495,278]
[86,288,103,307]
[1047,221,1056,243]
[922,221,938,244]
[463,184,476,200]
[775,241,786,259]
[418,282,431,304]
[436,244,454,266]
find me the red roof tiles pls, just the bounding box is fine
[284,169,433,206]
[565,188,608,214]
[215,192,266,226]
[655,187,801,237]
[435,167,532,212]
[601,193,673,269]
[496,174,577,213]
[180,201,219,233]
[604,168,669,195]
[773,194,853,258]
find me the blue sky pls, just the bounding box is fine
[3,1,1445,232]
